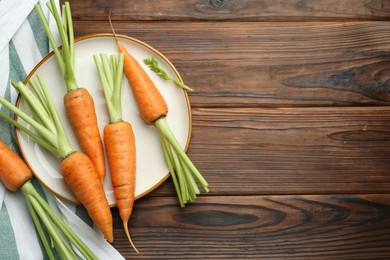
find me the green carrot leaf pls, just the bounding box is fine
[143,57,194,92]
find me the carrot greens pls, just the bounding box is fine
[0,77,74,159]
[93,53,125,124]
[18,179,97,259]
[155,117,208,207]
[143,57,194,92]
[35,0,77,92]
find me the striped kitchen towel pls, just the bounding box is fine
[0,0,124,259]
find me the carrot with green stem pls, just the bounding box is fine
[109,18,208,207]
[0,139,98,259]
[0,76,113,243]
[35,1,106,182]
[94,53,138,253]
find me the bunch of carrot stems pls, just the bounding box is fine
[21,182,97,259]
[0,77,72,158]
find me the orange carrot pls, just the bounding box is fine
[64,88,106,182]
[108,14,167,125]
[94,53,138,252]
[61,151,113,243]
[0,141,32,191]
[104,122,137,250]
[118,43,168,124]
[109,15,167,125]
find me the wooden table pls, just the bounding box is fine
[63,0,389,258]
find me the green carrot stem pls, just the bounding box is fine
[47,0,69,62]
[172,78,194,92]
[0,112,57,155]
[169,143,188,202]
[24,193,56,260]
[113,54,124,115]
[110,55,116,81]
[181,159,200,196]
[93,53,124,123]
[100,54,114,92]
[27,194,77,260]
[49,220,75,259]
[28,79,51,118]
[159,132,184,207]
[34,4,65,74]
[61,4,67,33]
[50,1,77,92]
[64,2,74,68]
[32,194,95,259]
[36,75,74,158]
[93,55,117,122]
[36,1,78,92]
[14,95,44,129]
[12,81,56,134]
[0,96,57,147]
[21,182,97,260]
[54,242,67,260]
[155,117,209,192]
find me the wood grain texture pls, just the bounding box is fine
[67,0,390,21]
[148,106,390,196]
[111,194,390,259]
[57,0,390,258]
[73,21,390,107]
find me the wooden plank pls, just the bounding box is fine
[66,0,390,21]
[73,21,390,107]
[111,194,390,259]
[148,106,390,196]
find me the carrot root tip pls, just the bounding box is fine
[124,221,139,254]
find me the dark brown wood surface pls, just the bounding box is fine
[63,0,390,259]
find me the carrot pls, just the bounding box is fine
[61,151,113,243]
[94,53,138,252]
[0,141,32,191]
[118,42,168,124]
[104,121,137,250]
[64,88,105,182]
[0,76,113,243]
[0,139,98,259]
[109,18,209,207]
[35,1,106,181]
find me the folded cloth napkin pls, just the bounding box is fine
[0,1,124,259]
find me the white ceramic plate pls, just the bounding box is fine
[16,34,191,206]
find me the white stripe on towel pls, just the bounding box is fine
[0,46,10,101]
